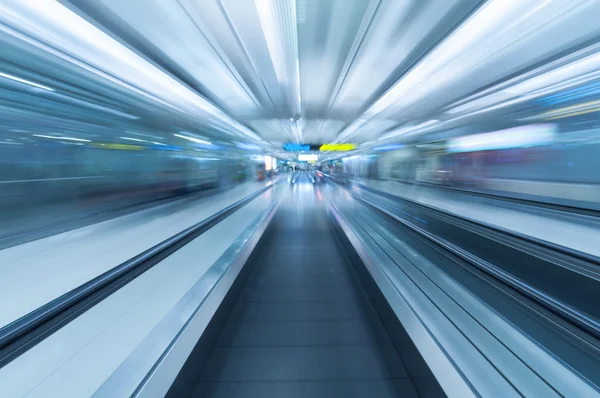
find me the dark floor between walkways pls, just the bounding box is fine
[170,179,445,398]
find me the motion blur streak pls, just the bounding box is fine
[0,0,265,143]
[3,1,600,395]
[0,71,54,91]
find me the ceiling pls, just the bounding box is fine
[62,0,483,146]
[2,0,600,153]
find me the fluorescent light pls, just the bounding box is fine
[174,133,211,145]
[298,154,318,161]
[265,155,273,171]
[0,71,54,91]
[120,136,146,142]
[33,134,91,142]
[152,141,166,146]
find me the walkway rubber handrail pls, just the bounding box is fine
[329,178,600,340]
[388,178,600,218]
[327,191,600,398]
[356,180,600,265]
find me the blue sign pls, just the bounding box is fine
[284,143,310,151]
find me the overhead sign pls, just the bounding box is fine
[284,143,310,151]
[298,154,318,161]
[284,143,339,151]
[93,143,144,151]
[319,143,356,151]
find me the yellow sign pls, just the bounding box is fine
[319,143,356,151]
[93,143,144,150]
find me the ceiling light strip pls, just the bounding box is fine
[174,133,211,145]
[0,0,266,146]
[255,0,303,142]
[33,134,91,142]
[336,0,593,143]
[0,71,54,91]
